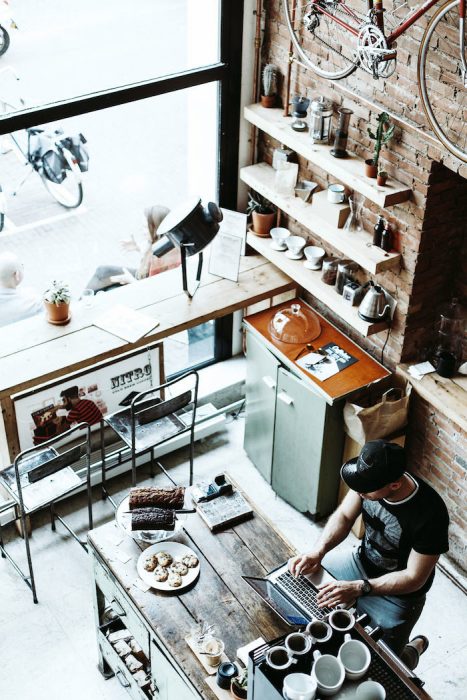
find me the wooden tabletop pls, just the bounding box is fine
[0,254,295,399]
[244,298,390,404]
[88,504,294,700]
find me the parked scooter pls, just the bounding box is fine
[0,1,18,57]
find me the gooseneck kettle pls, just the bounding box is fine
[358,282,390,322]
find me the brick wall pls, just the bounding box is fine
[256,1,467,570]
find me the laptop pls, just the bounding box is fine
[243,562,343,627]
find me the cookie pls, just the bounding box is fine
[156,551,173,567]
[167,572,182,588]
[170,561,188,576]
[181,554,199,568]
[143,554,158,572]
[153,565,168,582]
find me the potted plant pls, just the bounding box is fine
[260,64,279,108]
[230,668,248,700]
[43,280,71,324]
[246,190,277,237]
[377,170,388,186]
[365,112,395,178]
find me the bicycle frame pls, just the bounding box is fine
[311,0,465,45]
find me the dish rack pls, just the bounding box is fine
[247,627,426,700]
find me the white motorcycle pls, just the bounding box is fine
[0,1,18,57]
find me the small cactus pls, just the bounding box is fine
[262,64,278,96]
[368,112,395,167]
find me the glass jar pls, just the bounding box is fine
[336,260,359,295]
[321,258,338,285]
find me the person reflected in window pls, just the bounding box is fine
[59,386,103,426]
[0,252,43,327]
[85,205,181,293]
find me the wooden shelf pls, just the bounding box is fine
[240,162,401,275]
[245,104,412,208]
[246,233,389,337]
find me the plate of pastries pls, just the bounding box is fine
[116,485,187,543]
[137,541,200,592]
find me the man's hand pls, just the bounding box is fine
[288,551,323,577]
[120,234,140,253]
[109,268,136,286]
[316,579,361,608]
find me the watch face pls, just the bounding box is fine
[362,580,372,595]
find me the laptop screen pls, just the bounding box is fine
[243,576,309,626]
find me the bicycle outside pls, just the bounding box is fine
[284,0,467,162]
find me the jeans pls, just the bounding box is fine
[322,546,426,658]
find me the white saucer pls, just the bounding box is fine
[285,250,304,260]
[304,260,322,270]
[270,242,287,251]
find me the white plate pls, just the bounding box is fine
[116,495,185,544]
[285,250,304,260]
[137,541,200,592]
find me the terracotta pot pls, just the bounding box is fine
[230,681,247,699]
[377,174,388,186]
[260,94,276,108]
[364,159,378,178]
[44,300,70,324]
[251,211,276,236]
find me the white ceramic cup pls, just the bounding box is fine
[327,184,345,203]
[270,227,291,251]
[338,633,371,680]
[285,632,312,657]
[305,619,333,644]
[266,645,298,671]
[283,672,317,700]
[328,609,355,634]
[304,246,326,270]
[355,680,386,700]
[311,650,345,696]
[286,235,306,258]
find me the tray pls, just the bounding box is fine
[136,541,200,592]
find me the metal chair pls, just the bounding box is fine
[100,370,199,508]
[0,423,92,604]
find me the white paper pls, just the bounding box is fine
[297,352,340,381]
[219,208,247,255]
[208,232,243,282]
[133,578,151,592]
[116,551,133,564]
[18,467,81,512]
[93,304,160,343]
[408,361,435,380]
[297,352,325,367]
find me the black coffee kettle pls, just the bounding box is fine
[358,282,390,322]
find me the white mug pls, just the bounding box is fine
[283,672,317,700]
[305,619,332,644]
[285,632,312,657]
[311,650,345,696]
[327,184,345,203]
[266,645,298,671]
[338,633,371,680]
[356,680,386,700]
[328,609,355,634]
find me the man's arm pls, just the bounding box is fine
[289,491,362,577]
[316,551,439,607]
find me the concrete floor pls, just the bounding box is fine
[0,414,466,699]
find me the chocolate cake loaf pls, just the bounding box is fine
[131,507,175,531]
[129,486,185,510]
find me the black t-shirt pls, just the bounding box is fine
[359,474,449,597]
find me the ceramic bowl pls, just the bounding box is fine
[270,227,291,251]
[286,236,306,259]
[304,245,325,270]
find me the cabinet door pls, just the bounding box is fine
[244,331,280,483]
[151,639,198,700]
[272,367,327,513]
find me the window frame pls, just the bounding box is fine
[0,0,245,371]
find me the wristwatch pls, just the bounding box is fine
[360,579,372,596]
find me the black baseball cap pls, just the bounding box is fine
[341,439,406,493]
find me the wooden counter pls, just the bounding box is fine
[244,298,391,404]
[0,255,295,461]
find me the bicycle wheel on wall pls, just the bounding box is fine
[40,147,83,208]
[284,0,359,80]
[418,0,467,162]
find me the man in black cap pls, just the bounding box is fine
[289,439,449,668]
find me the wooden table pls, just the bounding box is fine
[0,254,295,463]
[88,490,432,700]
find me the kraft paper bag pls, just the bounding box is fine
[343,386,411,444]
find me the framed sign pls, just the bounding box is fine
[13,344,163,451]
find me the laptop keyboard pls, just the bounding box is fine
[276,571,333,619]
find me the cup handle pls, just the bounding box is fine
[313,649,321,661]
[290,656,298,665]
[345,633,351,642]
